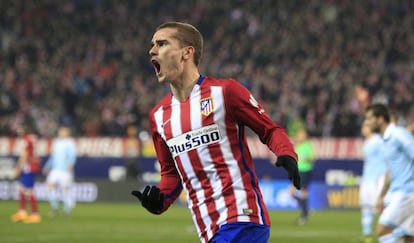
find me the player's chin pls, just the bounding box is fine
[156,75,166,83]
[157,73,167,83]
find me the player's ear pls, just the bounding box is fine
[182,46,194,61]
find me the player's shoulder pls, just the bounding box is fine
[369,133,383,144]
[23,134,37,145]
[150,93,172,116]
[202,76,248,95]
[202,76,240,86]
[393,126,414,144]
[24,134,37,141]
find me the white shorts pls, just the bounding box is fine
[359,176,385,207]
[46,170,74,188]
[379,192,414,236]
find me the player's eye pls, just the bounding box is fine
[157,40,167,47]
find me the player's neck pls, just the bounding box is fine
[170,69,200,102]
[379,122,390,136]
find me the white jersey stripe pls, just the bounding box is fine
[192,86,225,238]
[154,106,164,140]
[210,86,243,224]
[188,85,213,239]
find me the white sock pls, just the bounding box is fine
[62,187,75,214]
[361,208,374,236]
[49,188,59,210]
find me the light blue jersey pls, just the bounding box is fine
[362,134,387,182]
[382,124,414,193]
[44,138,77,172]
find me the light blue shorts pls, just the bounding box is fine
[379,192,414,236]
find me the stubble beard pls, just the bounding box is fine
[372,123,381,133]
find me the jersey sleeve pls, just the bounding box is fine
[224,79,297,161]
[67,140,77,166]
[397,128,414,161]
[149,112,183,212]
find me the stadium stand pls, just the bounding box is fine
[1,0,413,137]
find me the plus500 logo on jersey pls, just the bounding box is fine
[167,124,221,157]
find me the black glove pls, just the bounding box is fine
[131,185,164,214]
[276,155,301,190]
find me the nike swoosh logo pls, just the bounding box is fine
[161,119,171,128]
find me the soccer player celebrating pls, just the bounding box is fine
[359,121,387,242]
[10,125,41,224]
[364,103,414,243]
[131,22,300,243]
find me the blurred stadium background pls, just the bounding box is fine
[1,0,413,242]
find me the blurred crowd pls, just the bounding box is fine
[1,0,413,138]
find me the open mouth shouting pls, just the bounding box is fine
[151,59,161,76]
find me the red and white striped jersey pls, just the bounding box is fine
[150,75,297,242]
[21,134,40,173]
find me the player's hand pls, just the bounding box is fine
[276,155,301,190]
[131,185,164,215]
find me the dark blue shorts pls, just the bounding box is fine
[20,172,36,188]
[209,222,270,243]
[299,171,313,189]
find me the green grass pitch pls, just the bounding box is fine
[1,201,366,242]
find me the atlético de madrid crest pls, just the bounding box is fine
[200,97,214,116]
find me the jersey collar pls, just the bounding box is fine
[196,75,205,85]
[383,123,395,141]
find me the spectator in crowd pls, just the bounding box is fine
[42,125,77,217]
[0,0,413,138]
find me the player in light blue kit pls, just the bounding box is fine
[359,121,387,242]
[364,103,414,243]
[42,125,77,217]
